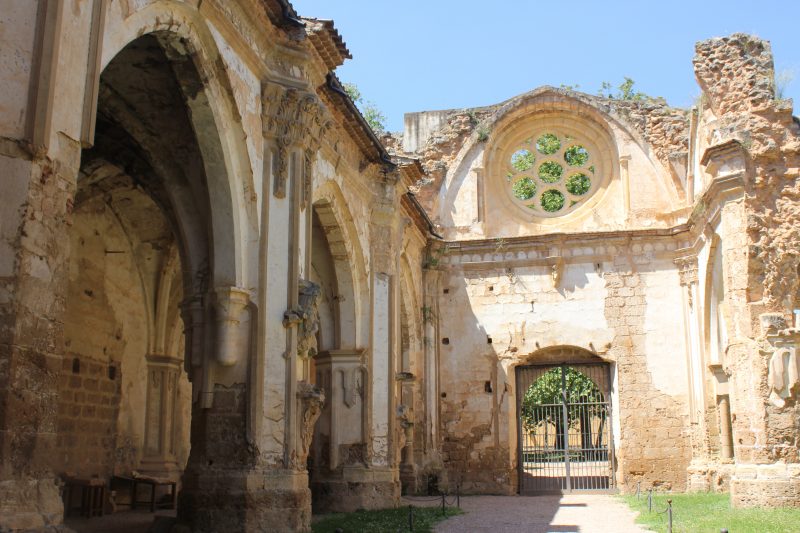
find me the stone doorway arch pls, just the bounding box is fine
[514,348,615,494]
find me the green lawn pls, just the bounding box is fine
[313,506,462,533]
[622,492,800,533]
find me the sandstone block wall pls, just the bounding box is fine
[431,239,692,493]
[56,357,120,477]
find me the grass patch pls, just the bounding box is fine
[313,506,462,533]
[622,492,800,533]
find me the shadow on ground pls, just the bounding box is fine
[65,510,176,533]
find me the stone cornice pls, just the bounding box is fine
[302,18,351,71]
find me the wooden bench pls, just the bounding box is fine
[111,475,177,511]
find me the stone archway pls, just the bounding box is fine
[308,198,369,513]
[56,29,253,529]
[514,348,615,494]
[61,160,191,511]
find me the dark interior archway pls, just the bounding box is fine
[58,32,226,527]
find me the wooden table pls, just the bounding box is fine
[62,476,106,518]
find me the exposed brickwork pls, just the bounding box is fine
[55,357,120,477]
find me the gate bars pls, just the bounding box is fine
[516,363,615,494]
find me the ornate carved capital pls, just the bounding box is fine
[675,255,699,287]
[674,255,699,308]
[262,82,332,199]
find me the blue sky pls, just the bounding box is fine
[291,1,800,132]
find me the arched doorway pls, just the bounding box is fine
[58,29,234,523]
[515,352,614,494]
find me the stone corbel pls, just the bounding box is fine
[760,313,800,408]
[213,287,250,366]
[550,256,564,289]
[674,255,699,308]
[700,139,747,180]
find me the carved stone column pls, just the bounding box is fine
[182,80,334,533]
[363,167,403,507]
[677,254,722,491]
[139,355,183,479]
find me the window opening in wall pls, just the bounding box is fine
[72,358,80,374]
[504,131,600,216]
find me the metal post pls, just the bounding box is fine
[408,505,414,531]
[560,365,571,491]
[456,484,460,508]
[636,481,641,499]
[667,499,673,533]
[441,492,446,516]
[648,489,652,512]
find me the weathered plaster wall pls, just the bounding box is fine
[431,237,691,493]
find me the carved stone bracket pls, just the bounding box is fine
[550,256,564,289]
[213,287,250,366]
[262,82,332,200]
[700,139,747,180]
[760,313,800,408]
[675,255,699,308]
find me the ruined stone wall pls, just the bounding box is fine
[431,235,692,493]
[396,90,690,240]
[691,34,800,507]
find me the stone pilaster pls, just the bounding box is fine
[0,128,80,531]
[729,315,800,508]
[181,81,334,533]
[139,355,183,479]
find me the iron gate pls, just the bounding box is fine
[516,363,615,494]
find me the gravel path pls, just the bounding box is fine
[410,494,651,533]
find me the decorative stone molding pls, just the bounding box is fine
[141,354,182,477]
[395,404,413,450]
[550,256,564,288]
[298,279,321,358]
[675,255,699,307]
[262,82,332,199]
[700,139,747,180]
[760,314,800,408]
[296,381,325,469]
[675,255,700,287]
[213,287,250,366]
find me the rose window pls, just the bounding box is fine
[505,131,599,216]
